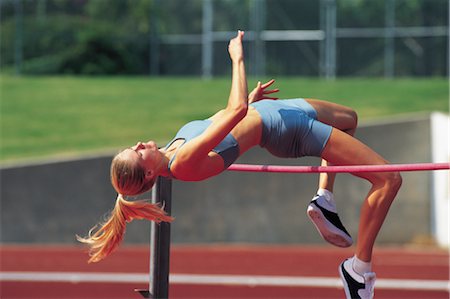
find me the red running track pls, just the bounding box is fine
[1,244,449,299]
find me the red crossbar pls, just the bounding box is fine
[227,162,450,173]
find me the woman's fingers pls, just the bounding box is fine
[261,79,279,98]
[231,30,244,43]
[264,88,279,95]
[261,79,276,89]
[228,31,245,61]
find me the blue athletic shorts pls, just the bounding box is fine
[250,99,332,158]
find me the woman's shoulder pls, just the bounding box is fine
[169,149,225,181]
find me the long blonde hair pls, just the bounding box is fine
[77,153,174,263]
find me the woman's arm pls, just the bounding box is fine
[226,30,248,115]
[171,31,249,173]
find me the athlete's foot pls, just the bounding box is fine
[339,257,376,299]
[307,193,353,247]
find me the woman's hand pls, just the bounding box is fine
[248,79,279,104]
[228,30,245,62]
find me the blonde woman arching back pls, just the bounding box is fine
[78,31,401,299]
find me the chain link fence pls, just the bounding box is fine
[1,0,448,77]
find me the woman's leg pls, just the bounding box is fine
[303,99,358,248]
[305,98,358,192]
[321,128,402,261]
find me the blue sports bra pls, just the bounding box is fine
[165,119,240,175]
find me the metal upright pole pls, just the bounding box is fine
[150,0,161,76]
[321,0,336,80]
[202,0,213,79]
[250,0,266,77]
[384,0,396,78]
[136,177,172,299]
[320,0,326,78]
[14,0,23,75]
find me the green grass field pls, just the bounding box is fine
[1,75,448,162]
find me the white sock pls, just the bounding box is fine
[352,255,372,275]
[316,188,336,212]
[317,188,334,202]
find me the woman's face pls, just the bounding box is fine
[121,141,160,176]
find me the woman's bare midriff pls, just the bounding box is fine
[230,106,263,155]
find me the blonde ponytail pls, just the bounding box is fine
[77,194,174,263]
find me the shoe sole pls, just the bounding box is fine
[307,204,353,248]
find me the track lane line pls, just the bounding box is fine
[1,272,448,291]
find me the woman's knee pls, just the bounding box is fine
[329,103,358,133]
[385,171,402,191]
[372,171,403,197]
[343,108,358,134]
[349,109,358,127]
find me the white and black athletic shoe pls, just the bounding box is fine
[339,258,376,299]
[307,194,353,247]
